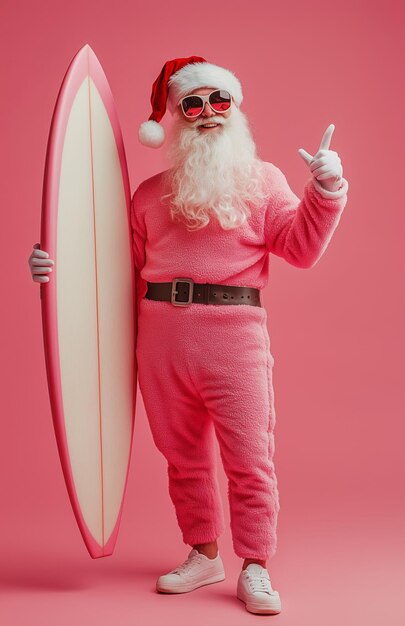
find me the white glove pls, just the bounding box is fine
[28,243,54,283]
[298,124,344,192]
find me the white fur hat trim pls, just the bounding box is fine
[167,62,243,114]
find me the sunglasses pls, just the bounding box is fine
[179,89,232,119]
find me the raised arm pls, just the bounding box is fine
[264,125,349,268]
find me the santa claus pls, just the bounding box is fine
[29,56,348,615]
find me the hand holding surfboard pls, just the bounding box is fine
[28,243,54,283]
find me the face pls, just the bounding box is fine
[165,89,265,231]
[179,87,232,133]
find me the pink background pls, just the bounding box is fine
[1,0,403,624]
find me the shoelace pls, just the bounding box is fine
[246,572,273,594]
[172,554,203,575]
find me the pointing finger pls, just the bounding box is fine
[298,148,313,165]
[319,124,335,151]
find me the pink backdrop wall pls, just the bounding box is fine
[1,1,403,625]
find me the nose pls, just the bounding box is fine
[201,102,215,117]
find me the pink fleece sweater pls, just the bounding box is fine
[130,161,349,304]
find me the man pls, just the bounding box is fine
[29,56,348,615]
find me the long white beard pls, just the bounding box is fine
[161,106,269,231]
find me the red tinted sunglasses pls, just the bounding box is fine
[179,89,232,118]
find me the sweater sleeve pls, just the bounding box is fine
[263,163,349,269]
[130,185,148,306]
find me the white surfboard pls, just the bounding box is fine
[40,44,137,558]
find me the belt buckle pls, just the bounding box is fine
[171,277,194,306]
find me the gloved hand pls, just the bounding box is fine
[298,124,344,193]
[28,243,54,283]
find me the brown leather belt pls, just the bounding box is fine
[145,278,262,307]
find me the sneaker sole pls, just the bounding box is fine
[236,588,282,614]
[156,571,225,594]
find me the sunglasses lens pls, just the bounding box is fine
[209,90,231,112]
[182,95,204,117]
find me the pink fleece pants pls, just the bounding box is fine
[136,296,280,561]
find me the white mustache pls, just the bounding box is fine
[195,118,226,127]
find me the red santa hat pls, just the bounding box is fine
[138,56,244,148]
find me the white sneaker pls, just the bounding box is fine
[156,548,225,594]
[237,563,282,614]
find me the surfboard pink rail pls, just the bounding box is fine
[40,44,136,558]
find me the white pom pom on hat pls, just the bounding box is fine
[138,120,166,148]
[138,56,243,148]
